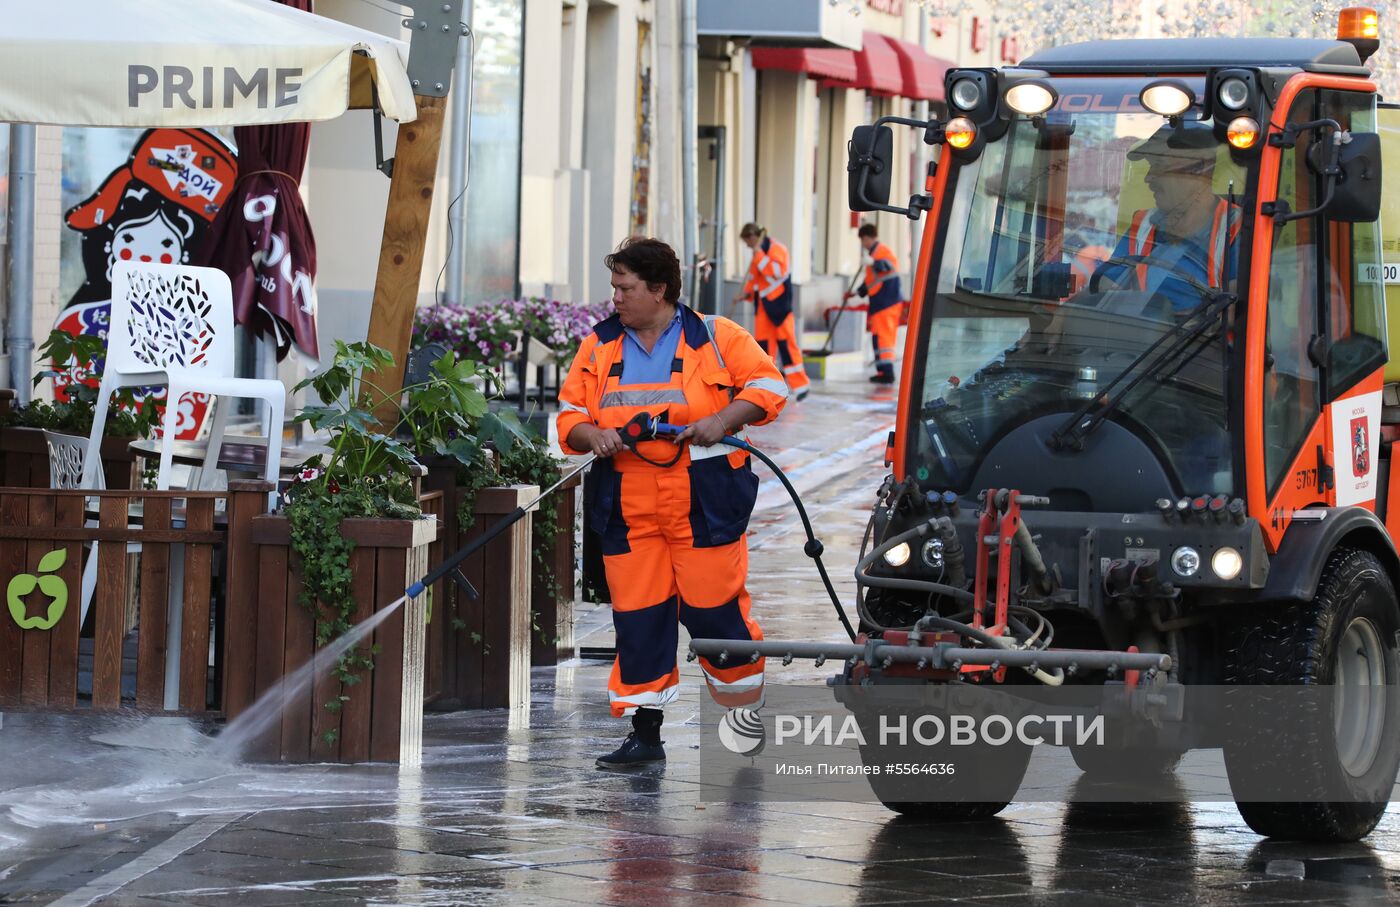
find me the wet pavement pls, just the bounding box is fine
[3,375,1400,905]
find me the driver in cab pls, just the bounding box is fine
[1092,121,1242,320]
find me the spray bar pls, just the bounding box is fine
[687,638,1171,673]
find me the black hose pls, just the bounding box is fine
[854,520,976,605]
[726,436,857,641]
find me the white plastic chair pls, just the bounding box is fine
[43,430,102,629]
[80,262,286,495]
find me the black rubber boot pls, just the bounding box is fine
[596,707,666,770]
[869,371,895,384]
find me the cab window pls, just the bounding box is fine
[1263,89,1323,496]
[1321,90,1386,399]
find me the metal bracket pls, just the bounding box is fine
[402,1,468,97]
[371,80,394,179]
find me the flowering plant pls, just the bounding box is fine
[413,297,614,372]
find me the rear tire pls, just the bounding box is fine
[1223,547,1400,843]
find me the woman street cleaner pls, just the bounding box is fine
[557,237,790,769]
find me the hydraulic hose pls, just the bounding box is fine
[719,432,858,642]
[857,518,1064,686]
[854,519,975,605]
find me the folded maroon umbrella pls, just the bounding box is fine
[197,0,319,363]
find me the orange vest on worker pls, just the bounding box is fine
[742,237,794,324]
[862,241,902,315]
[557,305,789,549]
[1126,198,1242,290]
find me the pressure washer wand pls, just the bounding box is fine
[404,412,859,644]
[404,411,662,599]
[404,454,595,600]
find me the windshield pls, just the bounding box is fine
[917,76,1250,501]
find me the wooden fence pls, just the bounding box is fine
[0,483,267,713]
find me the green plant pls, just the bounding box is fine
[450,431,565,649]
[285,341,524,696]
[0,330,161,438]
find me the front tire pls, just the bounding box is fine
[1223,547,1400,842]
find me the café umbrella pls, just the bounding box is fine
[0,0,416,127]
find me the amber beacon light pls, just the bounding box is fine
[1338,6,1379,39]
[1337,7,1380,61]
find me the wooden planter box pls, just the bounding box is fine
[530,469,579,667]
[0,425,137,490]
[223,491,435,765]
[420,465,536,711]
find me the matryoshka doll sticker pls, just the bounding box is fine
[55,128,237,440]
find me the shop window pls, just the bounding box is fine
[0,125,9,246]
[461,0,524,305]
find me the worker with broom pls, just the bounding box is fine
[732,223,810,401]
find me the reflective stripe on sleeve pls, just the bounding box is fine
[759,273,787,296]
[560,400,590,415]
[743,376,790,398]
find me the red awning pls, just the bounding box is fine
[849,31,903,95]
[753,33,952,101]
[878,34,952,102]
[750,46,858,83]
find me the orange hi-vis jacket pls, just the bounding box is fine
[558,306,789,469]
[1126,198,1242,291]
[862,241,902,315]
[741,237,794,324]
[557,305,788,718]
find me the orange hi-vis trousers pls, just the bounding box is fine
[753,308,810,394]
[601,456,766,718]
[868,305,900,378]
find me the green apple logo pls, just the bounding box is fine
[7,549,69,631]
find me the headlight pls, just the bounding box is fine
[1171,546,1200,577]
[921,538,945,569]
[950,78,982,111]
[1140,81,1195,117]
[1211,547,1243,581]
[883,542,911,567]
[1216,77,1250,111]
[1004,82,1057,116]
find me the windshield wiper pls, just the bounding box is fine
[1049,290,1237,450]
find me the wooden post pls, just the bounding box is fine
[364,94,449,423]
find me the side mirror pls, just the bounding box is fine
[848,124,894,212]
[1327,131,1382,223]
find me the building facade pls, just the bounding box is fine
[4,0,1391,394]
